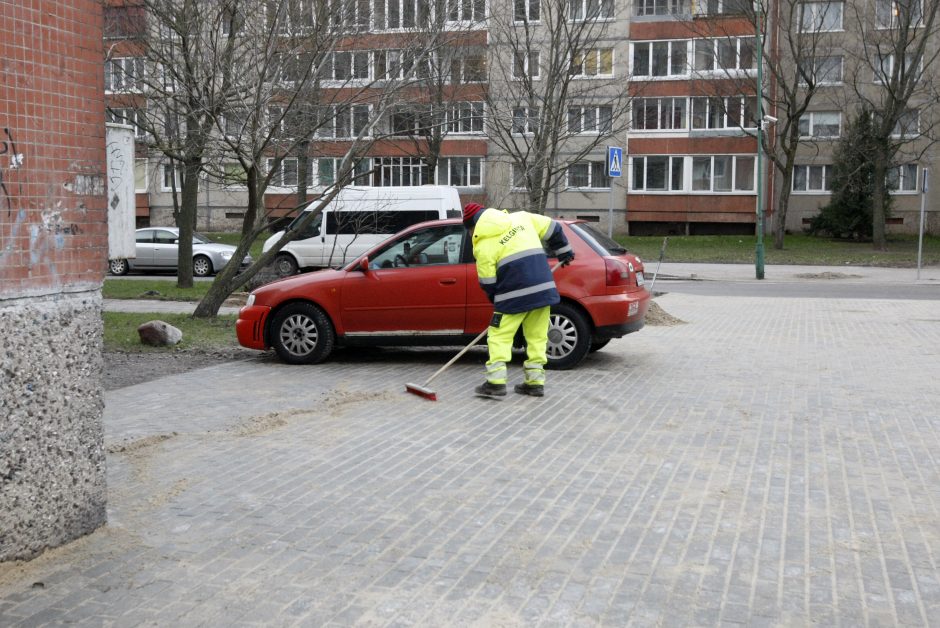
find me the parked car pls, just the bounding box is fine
[236,219,649,370]
[108,227,252,277]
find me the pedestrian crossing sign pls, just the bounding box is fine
[608,146,623,178]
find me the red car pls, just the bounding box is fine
[237,218,649,369]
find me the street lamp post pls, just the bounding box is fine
[754,0,765,280]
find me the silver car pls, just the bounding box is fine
[108,227,252,277]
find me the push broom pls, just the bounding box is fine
[405,262,562,401]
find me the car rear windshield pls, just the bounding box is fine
[569,223,627,256]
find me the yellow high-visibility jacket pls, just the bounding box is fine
[471,208,572,314]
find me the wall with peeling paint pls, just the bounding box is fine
[0,1,108,561]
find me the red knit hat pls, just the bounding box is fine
[463,203,485,225]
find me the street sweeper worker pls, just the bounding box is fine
[462,202,574,399]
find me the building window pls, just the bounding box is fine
[635,0,691,16]
[570,48,614,77]
[632,98,687,131]
[891,108,920,138]
[374,0,430,29]
[321,51,370,81]
[568,0,613,20]
[876,0,922,28]
[792,164,832,192]
[568,105,613,133]
[799,111,841,137]
[438,157,483,187]
[266,158,299,188]
[887,164,918,192]
[799,1,843,31]
[447,102,485,133]
[373,157,429,186]
[329,0,372,29]
[513,51,541,80]
[446,0,485,22]
[800,55,843,84]
[451,54,487,82]
[512,107,540,134]
[515,0,540,21]
[632,41,687,77]
[268,0,316,33]
[105,57,145,92]
[874,53,920,83]
[374,50,432,79]
[693,0,749,16]
[317,105,371,138]
[316,157,372,187]
[511,163,535,189]
[568,161,610,189]
[631,156,684,191]
[389,106,431,136]
[162,163,183,190]
[107,107,148,139]
[692,37,756,73]
[134,158,149,192]
[691,96,757,129]
[692,155,755,191]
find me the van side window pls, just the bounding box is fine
[326,210,441,235]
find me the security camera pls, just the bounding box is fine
[763,115,778,123]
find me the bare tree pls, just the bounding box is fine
[485,0,632,213]
[844,0,940,250]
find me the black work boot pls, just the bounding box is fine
[514,383,545,397]
[475,381,507,399]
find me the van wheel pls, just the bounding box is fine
[275,254,298,277]
[270,302,335,365]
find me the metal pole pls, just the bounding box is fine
[917,169,928,280]
[754,0,765,280]
[607,185,613,237]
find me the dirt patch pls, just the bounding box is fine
[106,433,177,454]
[645,300,686,326]
[103,348,257,391]
[794,271,863,280]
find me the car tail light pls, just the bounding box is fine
[605,258,632,287]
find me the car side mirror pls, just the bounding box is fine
[358,257,370,273]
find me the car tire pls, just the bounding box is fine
[109,259,129,275]
[193,255,213,277]
[270,302,335,365]
[589,339,610,353]
[546,302,591,370]
[275,253,299,277]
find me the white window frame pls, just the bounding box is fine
[107,107,148,139]
[512,107,540,134]
[635,0,691,16]
[266,157,299,189]
[630,155,686,192]
[514,0,540,22]
[372,157,430,186]
[105,57,145,93]
[798,111,841,138]
[890,108,920,138]
[874,53,921,84]
[887,164,919,193]
[632,97,688,131]
[161,163,183,191]
[447,102,485,134]
[800,55,844,85]
[693,0,748,16]
[568,105,613,134]
[221,162,249,189]
[451,54,487,83]
[511,163,532,190]
[691,155,756,192]
[317,104,372,139]
[792,164,833,193]
[692,37,756,73]
[568,0,614,21]
[513,51,541,80]
[322,50,371,83]
[876,0,923,28]
[566,160,610,190]
[437,157,483,188]
[571,48,614,78]
[632,40,689,78]
[314,157,372,188]
[374,49,432,80]
[445,0,485,23]
[329,0,372,30]
[690,96,757,130]
[134,158,149,193]
[799,1,844,32]
[268,0,316,34]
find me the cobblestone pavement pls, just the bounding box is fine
[3,292,940,627]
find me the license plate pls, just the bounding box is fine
[635,272,645,286]
[629,301,639,316]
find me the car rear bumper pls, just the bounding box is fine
[236,305,271,350]
[579,289,650,339]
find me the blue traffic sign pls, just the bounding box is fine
[608,146,623,178]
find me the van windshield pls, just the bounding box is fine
[287,212,322,239]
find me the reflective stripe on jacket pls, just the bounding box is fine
[471,208,570,314]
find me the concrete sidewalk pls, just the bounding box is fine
[652,262,940,284]
[3,288,940,626]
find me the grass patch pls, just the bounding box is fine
[103,312,240,352]
[617,233,940,267]
[103,279,212,301]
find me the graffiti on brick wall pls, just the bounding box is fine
[1,127,24,216]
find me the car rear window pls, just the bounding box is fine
[568,223,627,257]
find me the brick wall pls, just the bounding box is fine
[0,0,108,562]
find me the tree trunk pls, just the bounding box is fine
[175,158,202,289]
[871,158,888,250]
[773,174,794,250]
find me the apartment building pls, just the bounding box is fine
[103,0,938,237]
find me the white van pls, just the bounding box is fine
[263,185,463,275]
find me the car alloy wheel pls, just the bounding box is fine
[545,302,591,370]
[109,258,129,275]
[193,255,213,277]
[270,302,335,365]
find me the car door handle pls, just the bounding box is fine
[439,278,458,285]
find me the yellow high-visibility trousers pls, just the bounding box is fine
[484,306,550,385]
